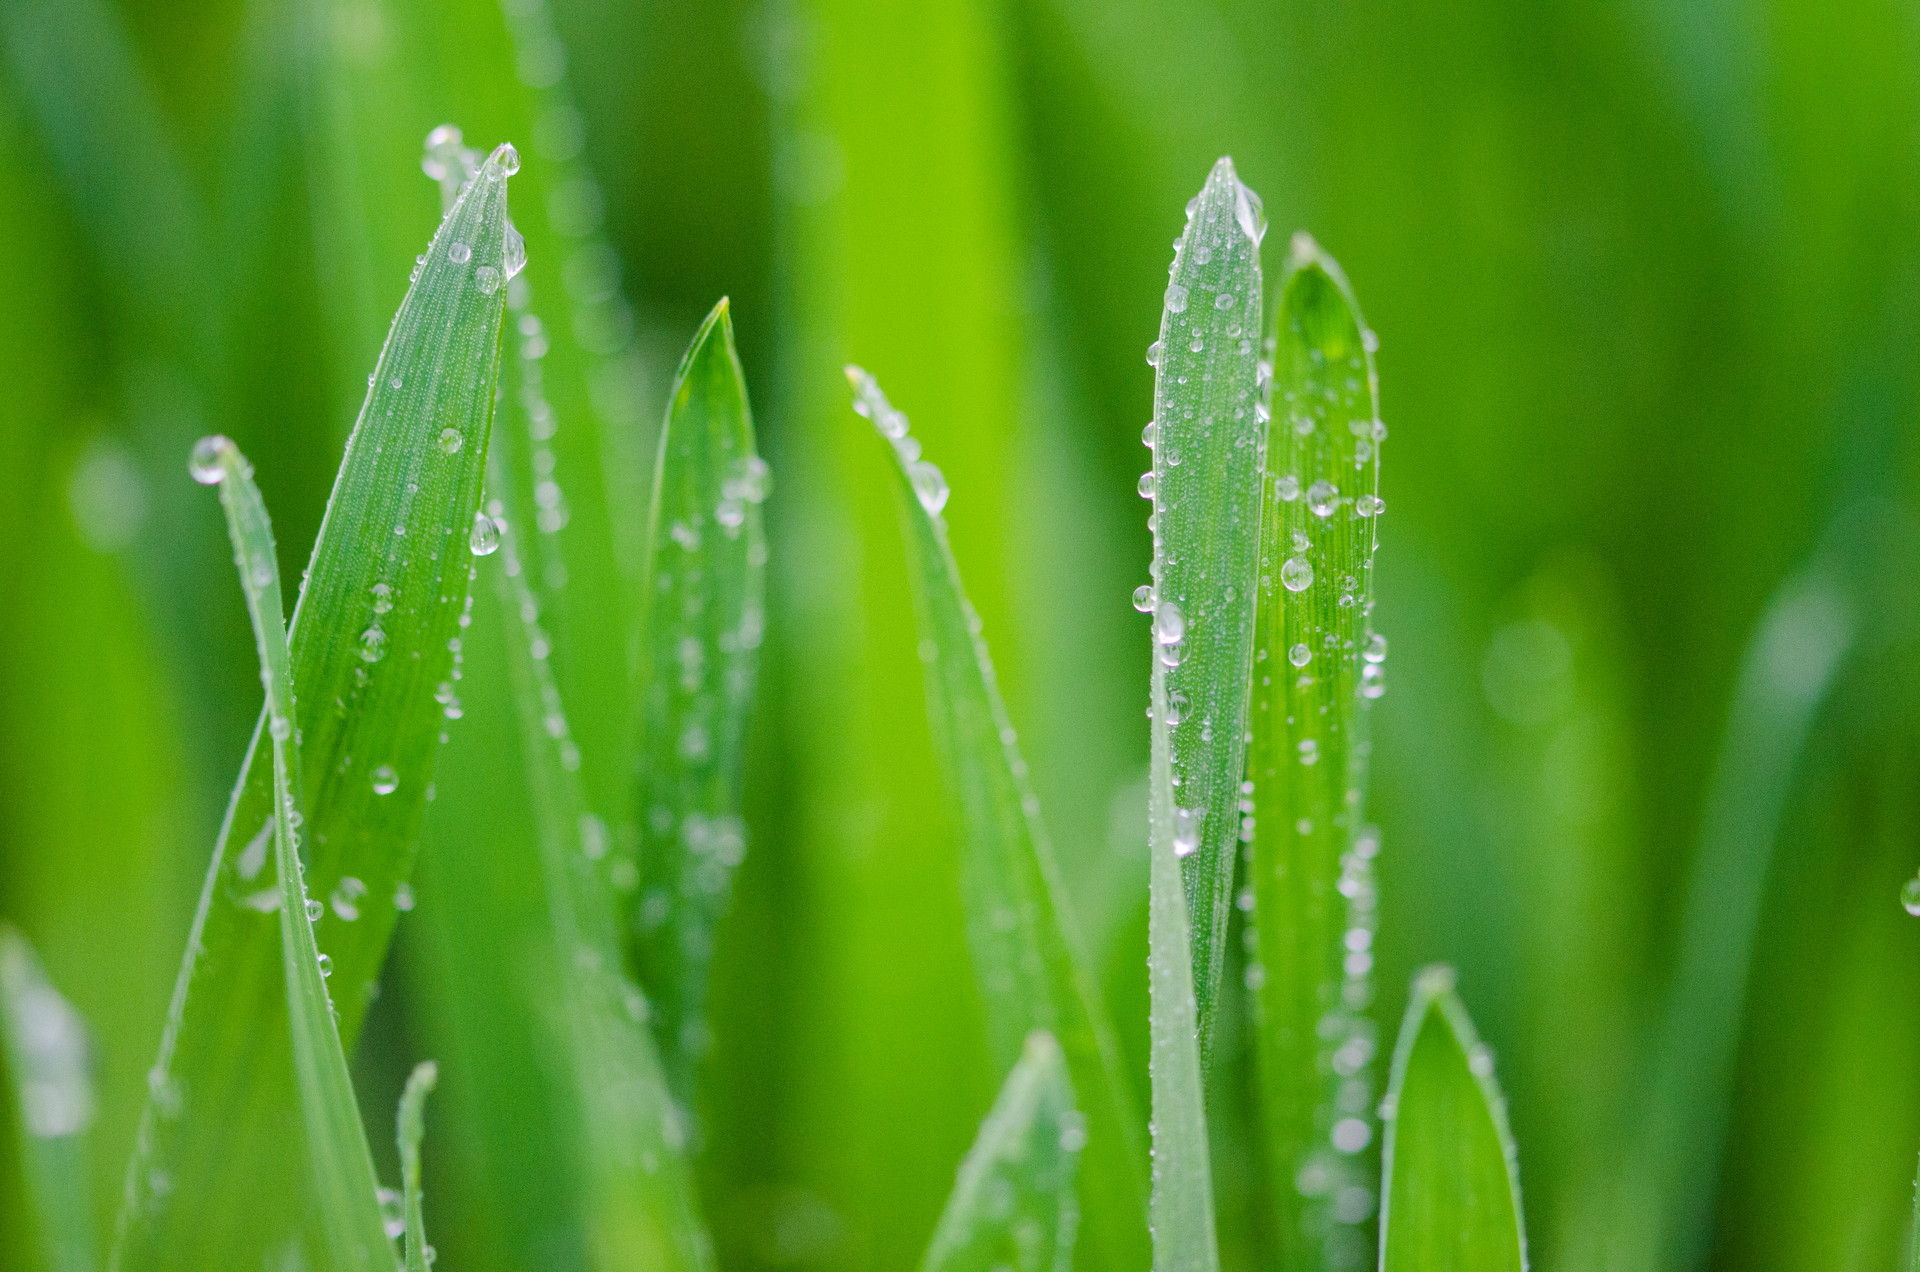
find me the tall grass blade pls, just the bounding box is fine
[198,435,392,1272]
[397,1060,438,1272]
[484,422,714,1270]
[633,300,768,1113]
[1145,157,1265,1064]
[1378,968,1526,1272]
[0,927,96,1272]
[1246,235,1385,1269]
[921,1030,1085,1272]
[847,366,1149,1270]
[113,144,517,1272]
[1622,503,1918,1270]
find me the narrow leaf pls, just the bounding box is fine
[484,422,714,1270]
[197,435,391,1271]
[632,299,768,1113]
[397,1060,438,1272]
[1247,235,1386,1269]
[1145,156,1266,1064]
[0,927,97,1272]
[1378,968,1527,1272]
[114,144,518,1272]
[921,1030,1085,1272]
[848,366,1149,1270]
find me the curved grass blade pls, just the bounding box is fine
[397,1060,438,1272]
[198,435,392,1272]
[0,927,97,1272]
[483,442,714,1271]
[632,299,768,1114]
[1144,157,1265,1066]
[113,144,518,1272]
[921,1030,1085,1272]
[1378,968,1526,1272]
[847,366,1149,1270]
[1246,236,1385,1270]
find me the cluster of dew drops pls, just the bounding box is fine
[846,366,950,515]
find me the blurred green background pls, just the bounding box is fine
[2,0,1918,1269]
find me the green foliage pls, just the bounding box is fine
[1378,968,1526,1272]
[0,928,96,1272]
[397,1061,439,1272]
[921,1031,1084,1272]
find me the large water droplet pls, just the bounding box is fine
[909,461,949,514]
[1145,340,1163,368]
[1164,284,1189,314]
[1166,691,1189,725]
[1233,179,1267,245]
[304,897,323,922]
[1364,633,1388,664]
[469,512,502,556]
[1901,875,1920,916]
[1172,808,1200,857]
[1289,642,1312,667]
[1281,556,1314,592]
[316,953,333,978]
[371,764,399,796]
[449,242,472,265]
[1154,600,1186,645]
[475,265,502,295]
[330,876,367,922]
[189,436,229,485]
[359,627,388,663]
[1138,471,1157,499]
[437,428,464,455]
[1307,480,1339,517]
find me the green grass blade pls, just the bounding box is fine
[1144,157,1265,1064]
[0,927,97,1272]
[198,435,392,1272]
[113,144,517,1272]
[632,299,767,1113]
[921,1030,1085,1272]
[1378,968,1526,1272]
[484,436,714,1270]
[1246,235,1385,1269]
[396,1060,438,1272]
[847,366,1149,1270]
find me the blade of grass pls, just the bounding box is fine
[921,1030,1085,1272]
[1378,967,1526,1272]
[396,1060,438,1272]
[0,927,97,1272]
[1246,235,1385,1270]
[632,299,768,1115]
[197,435,392,1272]
[847,366,1149,1270]
[113,143,518,1272]
[483,413,714,1269]
[1144,157,1266,1066]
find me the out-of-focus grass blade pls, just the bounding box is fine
[484,435,714,1269]
[0,927,96,1272]
[1246,235,1385,1269]
[1143,157,1265,1064]
[113,145,517,1272]
[197,435,391,1272]
[847,366,1148,1270]
[1620,502,1919,1271]
[632,299,767,1112]
[921,1030,1085,1272]
[1378,968,1526,1272]
[396,1060,437,1272]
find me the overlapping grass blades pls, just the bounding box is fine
[197,435,391,1271]
[0,927,96,1272]
[848,366,1148,1271]
[112,143,517,1272]
[921,1031,1085,1272]
[397,1060,438,1272]
[1378,968,1526,1272]
[482,338,714,1269]
[1246,236,1385,1269]
[1144,157,1266,1066]
[633,300,768,1112]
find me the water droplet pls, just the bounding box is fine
[359,627,388,662]
[1289,642,1312,667]
[189,436,229,484]
[330,876,367,921]
[1188,333,1204,353]
[1364,633,1388,664]
[1166,691,1188,725]
[1172,808,1200,857]
[304,897,323,922]
[371,764,399,796]
[1298,738,1319,765]
[1232,178,1267,245]
[1214,291,1235,311]
[316,953,332,978]
[270,714,292,741]
[449,242,472,265]
[1307,480,1339,517]
[475,265,502,295]
[1361,663,1386,699]
[1137,471,1157,499]
[1281,556,1314,592]
[378,1188,405,1239]
[1142,421,1157,448]
[1274,474,1300,502]
[909,461,949,514]
[723,454,774,504]
[469,512,502,556]
[1154,600,1186,645]
[393,882,416,912]
[1165,283,1189,314]
[1159,639,1186,669]
[1146,340,1163,368]
[1355,494,1384,517]
[1901,876,1920,916]
[437,428,464,455]
[1133,584,1155,612]
[504,222,527,279]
